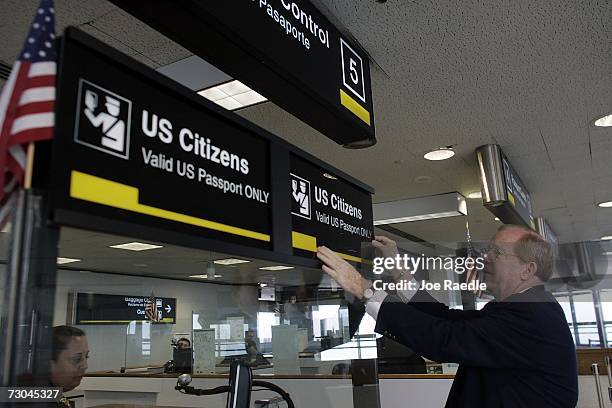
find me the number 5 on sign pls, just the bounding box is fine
[340,38,366,103]
[350,59,359,84]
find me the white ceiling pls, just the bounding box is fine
[57,227,329,287]
[1,0,612,246]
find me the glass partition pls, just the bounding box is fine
[44,226,358,407]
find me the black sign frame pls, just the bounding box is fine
[107,0,376,148]
[74,293,177,325]
[47,28,374,270]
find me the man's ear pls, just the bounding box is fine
[521,262,538,281]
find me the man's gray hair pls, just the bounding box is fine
[497,224,553,282]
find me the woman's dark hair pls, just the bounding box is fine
[52,326,86,362]
[177,337,191,347]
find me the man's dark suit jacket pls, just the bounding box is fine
[375,285,578,407]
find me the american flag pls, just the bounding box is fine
[0,0,56,227]
[144,292,159,322]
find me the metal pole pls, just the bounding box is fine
[592,363,605,408]
[606,356,612,402]
[0,190,59,385]
[0,190,27,385]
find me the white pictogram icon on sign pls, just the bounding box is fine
[74,79,131,159]
[83,91,126,152]
[291,174,311,220]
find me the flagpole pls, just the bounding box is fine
[24,142,35,189]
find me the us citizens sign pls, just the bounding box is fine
[109,0,377,148]
[49,28,374,268]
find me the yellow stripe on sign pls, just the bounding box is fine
[291,231,366,263]
[507,192,516,206]
[70,171,270,242]
[292,231,317,252]
[340,89,371,126]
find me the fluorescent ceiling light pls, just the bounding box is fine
[373,192,467,225]
[594,114,612,127]
[198,80,267,110]
[323,172,337,180]
[213,258,250,265]
[258,265,295,271]
[189,274,222,279]
[57,257,81,264]
[467,191,482,199]
[604,252,612,256]
[109,242,163,251]
[424,147,455,161]
[597,201,612,208]
[494,217,501,222]
[601,236,612,241]
[373,211,464,225]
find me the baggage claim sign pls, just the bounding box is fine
[50,29,374,265]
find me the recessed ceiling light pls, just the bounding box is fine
[109,242,163,251]
[598,201,612,208]
[57,257,81,264]
[593,114,612,127]
[323,173,337,180]
[494,217,501,222]
[424,147,455,161]
[258,265,295,271]
[467,191,482,199]
[213,258,250,265]
[413,175,432,184]
[601,236,612,241]
[189,274,223,279]
[198,80,267,111]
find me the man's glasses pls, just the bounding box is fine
[481,244,519,261]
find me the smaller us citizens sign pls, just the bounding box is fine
[290,154,374,263]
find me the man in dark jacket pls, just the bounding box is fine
[317,224,578,407]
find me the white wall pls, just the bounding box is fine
[54,269,259,372]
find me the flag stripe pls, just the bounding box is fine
[18,86,55,106]
[0,62,20,135]
[12,100,54,117]
[28,61,56,77]
[21,75,55,89]
[10,127,54,145]
[7,153,25,183]
[10,112,54,135]
[0,62,30,203]
[9,145,27,170]
[3,175,17,194]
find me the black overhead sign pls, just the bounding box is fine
[75,293,176,325]
[108,0,376,148]
[476,144,535,229]
[290,155,373,263]
[49,28,373,268]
